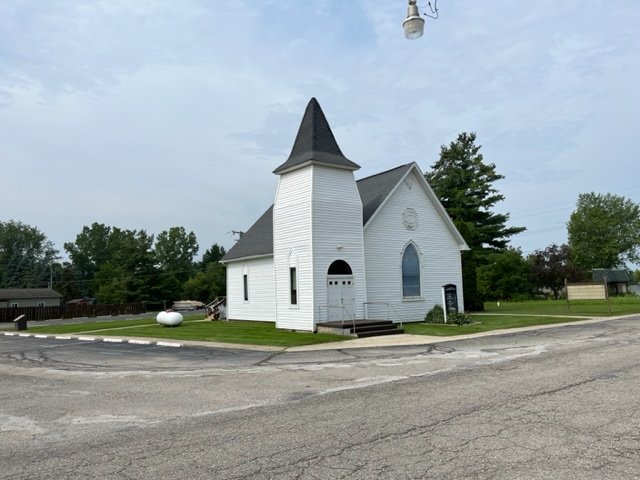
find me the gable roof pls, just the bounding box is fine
[362,163,469,250]
[0,288,63,300]
[222,205,274,262]
[357,163,414,224]
[222,163,467,263]
[273,98,360,175]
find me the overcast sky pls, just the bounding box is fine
[1,0,639,262]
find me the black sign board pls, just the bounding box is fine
[443,284,458,313]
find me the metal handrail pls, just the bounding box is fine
[388,303,403,329]
[362,301,403,328]
[324,304,355,332]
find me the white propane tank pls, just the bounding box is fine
[156,310,183,327]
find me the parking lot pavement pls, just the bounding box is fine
[0,334,276,371]
[3,312,636,352]
[1,316,639,479]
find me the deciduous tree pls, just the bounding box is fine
[182,262,226,303]
[155,227,199,283]
[528,244,584,299]
[477,248,533,301]
[66,224,158,301]
[52,262,83,301]
[64,223,113,295]
[0,220,58,288]
[567,193,640,270]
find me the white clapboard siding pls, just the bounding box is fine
[311,165,367,321]
[364,168,464,322]
[273,167,315,331]
[226,257,276,322]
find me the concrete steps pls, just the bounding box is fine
[316,320,404,338]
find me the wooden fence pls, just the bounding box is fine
[0,303,147,323]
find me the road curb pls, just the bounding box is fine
[1,331,183,348]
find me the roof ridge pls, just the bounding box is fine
[356,162,414,184]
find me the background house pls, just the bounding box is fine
[0,288,63,308]
[592,269,634,295]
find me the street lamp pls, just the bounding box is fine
[403,0,439,40]
[403,0,424,39]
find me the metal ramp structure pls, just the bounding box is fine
[205,297,227,321]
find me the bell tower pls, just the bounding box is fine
[272,98,366,331]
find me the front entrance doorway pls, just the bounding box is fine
[327,260,355,322]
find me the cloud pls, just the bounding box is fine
[0,0,639,263]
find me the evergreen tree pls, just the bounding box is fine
[199,243,227,268]
[426,132,525,310]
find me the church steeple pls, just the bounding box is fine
[273,98,360,175]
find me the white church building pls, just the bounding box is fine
[221,98,468,331]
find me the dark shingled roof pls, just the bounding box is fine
[273,98,360,174]
[0,288,62,299]
[222,165,415,262]
[357,163,414,225]
[592,269,634,283]
[222,205,274,261]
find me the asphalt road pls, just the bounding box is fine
[1,317,639,479]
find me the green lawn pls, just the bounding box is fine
[482,297,640,317]
[29,317,349,347]
[404,297,640,336]
[29,318,162,334]
[404,315,585,336]
[25,297,640,344]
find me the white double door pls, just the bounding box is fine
[327,275,355,322]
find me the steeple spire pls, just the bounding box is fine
[273,98,360,175]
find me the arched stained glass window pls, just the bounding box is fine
[402,244,421,297]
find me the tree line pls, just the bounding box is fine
[0,222,226,305]
[426,132,640,309]
[3,132,639,309]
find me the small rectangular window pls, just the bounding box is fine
[37,302,45,307]
[10,303,18,308]
[290,267,297,305]
[243,274,249,302]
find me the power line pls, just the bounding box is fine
[507,186,640,219]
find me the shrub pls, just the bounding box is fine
[447,311,473,326]
[425,304,445,323]
[426,305,472,326]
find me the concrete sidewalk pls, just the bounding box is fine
[287,314,634,351]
